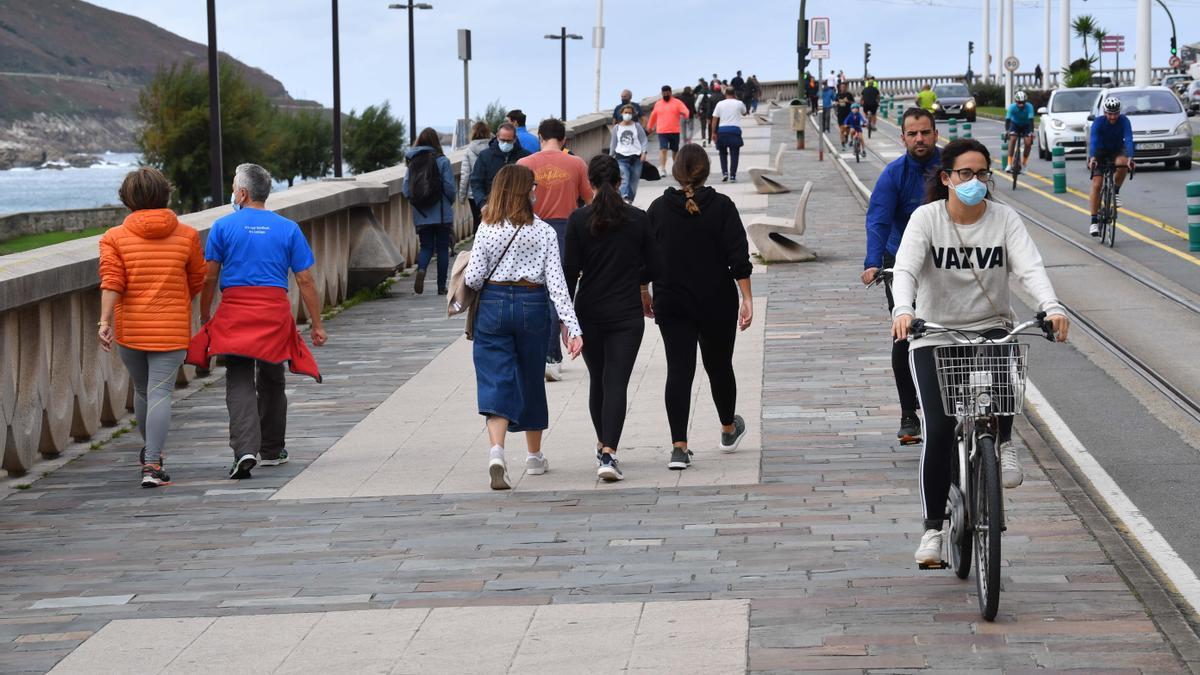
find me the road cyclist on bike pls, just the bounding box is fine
[861,77,881,131]
[1087,97,1135,238]
[862,107,942,446]
[843,103,867,158]
[835,82,856,150]
[889,138,1070,566]
[1005,91,1035,173]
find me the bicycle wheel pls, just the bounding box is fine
[947,437,972,580]
[1103,177,1117,248]
[855,137,862,162]
[973,435,1003,620]
[1010,149,1020,191]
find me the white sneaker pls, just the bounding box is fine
[544,362,562,382]
[914,529,943,565]
[525,453,548,475]
[1000,441,1024,488]
[488,456,511,490]
[1114,193,1122,207]
[1089,222,1101,237]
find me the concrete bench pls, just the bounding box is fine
[746,181,816,263]
[749,144,791,194]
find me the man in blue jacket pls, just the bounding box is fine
[820,84,836,132]
[468,123,531,208]
[861,107,941,445]
[1087,96,1135,237]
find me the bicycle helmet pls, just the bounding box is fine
[1102,96,1122,113]
[1014,90,1027,103]
[851,102,860,109]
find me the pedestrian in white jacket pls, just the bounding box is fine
[459,121,493,227]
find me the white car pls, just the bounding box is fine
[1089,86,1193,170]
[1036,87,1101,160]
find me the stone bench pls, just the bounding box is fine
[746,181,816,263]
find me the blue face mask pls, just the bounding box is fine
[953,178,988,206]
[498,141,515,153]
[230,191,242,211]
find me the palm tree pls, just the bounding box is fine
[1073,15,1098,62]
[1093,27,1108,79]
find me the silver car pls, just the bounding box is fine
[1183,81,1200,116]
[1037,87,1101,159]
[1089,86,1193,170]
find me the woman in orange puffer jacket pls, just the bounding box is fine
[97,167,206,488]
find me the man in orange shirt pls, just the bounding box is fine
[517,117,593,381]
[647,84,691,172]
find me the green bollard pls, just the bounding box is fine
[1052,146,1066,194]
[949,118,958,141]
[1000,133,1009,171]
[1188,182,1200,252]
[963,122,972,139]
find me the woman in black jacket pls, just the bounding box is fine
[646,143,753,471]
[564,155,657,482]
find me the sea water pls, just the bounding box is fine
[0,152,141,215]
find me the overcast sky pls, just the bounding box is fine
[89,0,1200,131]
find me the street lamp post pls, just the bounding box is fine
[545,27,583,119]
[332,0,342,177]
[206,0,223,205]
[387,2,433,143]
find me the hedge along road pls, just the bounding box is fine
[821,112,1200,624]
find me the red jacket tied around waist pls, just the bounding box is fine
[186,286,321,382]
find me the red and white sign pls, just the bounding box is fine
[1101,35,1125,53]
[1169,55,1183,68]
[810,17,830,46]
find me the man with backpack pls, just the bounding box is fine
[469,123,531,210]
[402,127,457,295]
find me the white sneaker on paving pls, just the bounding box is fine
[914,529,943,565]
[544,362,562,382]
[525,453,548,475]
[1000,441,1024,488]
[1089,222,1101,237]
[488,457,511,490]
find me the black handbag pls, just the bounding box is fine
[641,162,662,181]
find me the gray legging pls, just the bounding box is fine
[117,346,184,464]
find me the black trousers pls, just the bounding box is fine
[882,253,919,413]
[658,314,737,444]
[580,317,645,450]
[911,342,1014,531]
[225,356,287,460]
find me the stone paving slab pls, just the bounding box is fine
[48,600,750,675]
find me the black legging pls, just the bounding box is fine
[580,317,645,450]
[658,315,737,444]
[882,254,919,413]
[911,342,1013,532]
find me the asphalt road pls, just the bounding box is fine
[815,114,1200,620]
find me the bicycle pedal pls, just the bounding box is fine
[918,560,949,570]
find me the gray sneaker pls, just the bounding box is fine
[719,415,747,453]
[525,453,548,476]
[667,446,693,470]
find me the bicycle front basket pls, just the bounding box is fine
[931,343,1029,416]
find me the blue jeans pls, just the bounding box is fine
[473,284,551,431]
[616,155,642,202]
[544,218,568,363]
[417,224,453,291]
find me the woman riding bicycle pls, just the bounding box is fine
[889,138,1070,565]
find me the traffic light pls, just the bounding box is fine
[798,19,811,73]
[969,40,975,55]
[1171,36,1178,56]
[865,42,872,65]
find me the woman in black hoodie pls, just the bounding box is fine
[646,143,753,471]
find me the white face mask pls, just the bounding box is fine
[622,113,633,122]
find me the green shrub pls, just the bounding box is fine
[970,82,1005,107]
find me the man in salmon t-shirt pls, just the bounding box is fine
[647,84,690,172]
[517,117,593,382]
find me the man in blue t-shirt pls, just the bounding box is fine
[1087,96,1135,237]
[199,163,327,479]
[1005,90,1036,172]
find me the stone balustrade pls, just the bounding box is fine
[0,110,613,476]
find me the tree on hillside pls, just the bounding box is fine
[344,103,406,174]
[476,99,506,133]
[136,58,272,212]
[266,108,333,188]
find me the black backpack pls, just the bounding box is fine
[408,151,443,209]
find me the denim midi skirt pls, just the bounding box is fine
[472,284,551,431]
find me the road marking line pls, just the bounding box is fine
[1026,381,1200,616]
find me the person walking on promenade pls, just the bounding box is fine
[611,89,643,124]
[710,74,723,94]
[712,86,747,183]
[563,155,658,482]
[806,72,820,110]
[730,70,745,99]
[459,121,493,228]
[747,75,761,113]
[610,105,648,203]
[467,164,584,490]
[469,123,531,210]
[190,163,325,480]
[519,118,593,382]
[403,127,457,296]
[861,107,942,446]
[1034,64,1044,87]
[507,110,541,154]
[890,138,1069,564]
[646,85,691,173]
[646,144,753,471]
[695,85,714,147]
[679,86,697,144]
[821,82,836,133]
[97,167,205,488]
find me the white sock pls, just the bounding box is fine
[489,445,505,461]
[528,451,544,459]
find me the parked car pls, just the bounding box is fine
[1090,75,1115,88]
[1158,73,1191,94]
[930,83,976,121]
[1184,80,1200,116]
[1036,87,1101,160]
[1089,86,1193,170]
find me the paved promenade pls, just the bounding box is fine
[0,110,1191,673]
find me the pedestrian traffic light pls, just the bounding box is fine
[1170,36,1178,56]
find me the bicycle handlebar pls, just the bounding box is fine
[866,267,893,289]
[909,311,1055,344]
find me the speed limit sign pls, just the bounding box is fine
[1004,56,1020,72]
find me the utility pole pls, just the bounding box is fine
[387,3,433,143]
[1043,0,1051,88]
[1059,0,1070,85]
[206,0,223,206]
[332,0,342,177]
[458,29,471,143]
[1004,0,1014,105]
[982,0,990,84]
[592,0,604,113]
[544,27,583,119]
